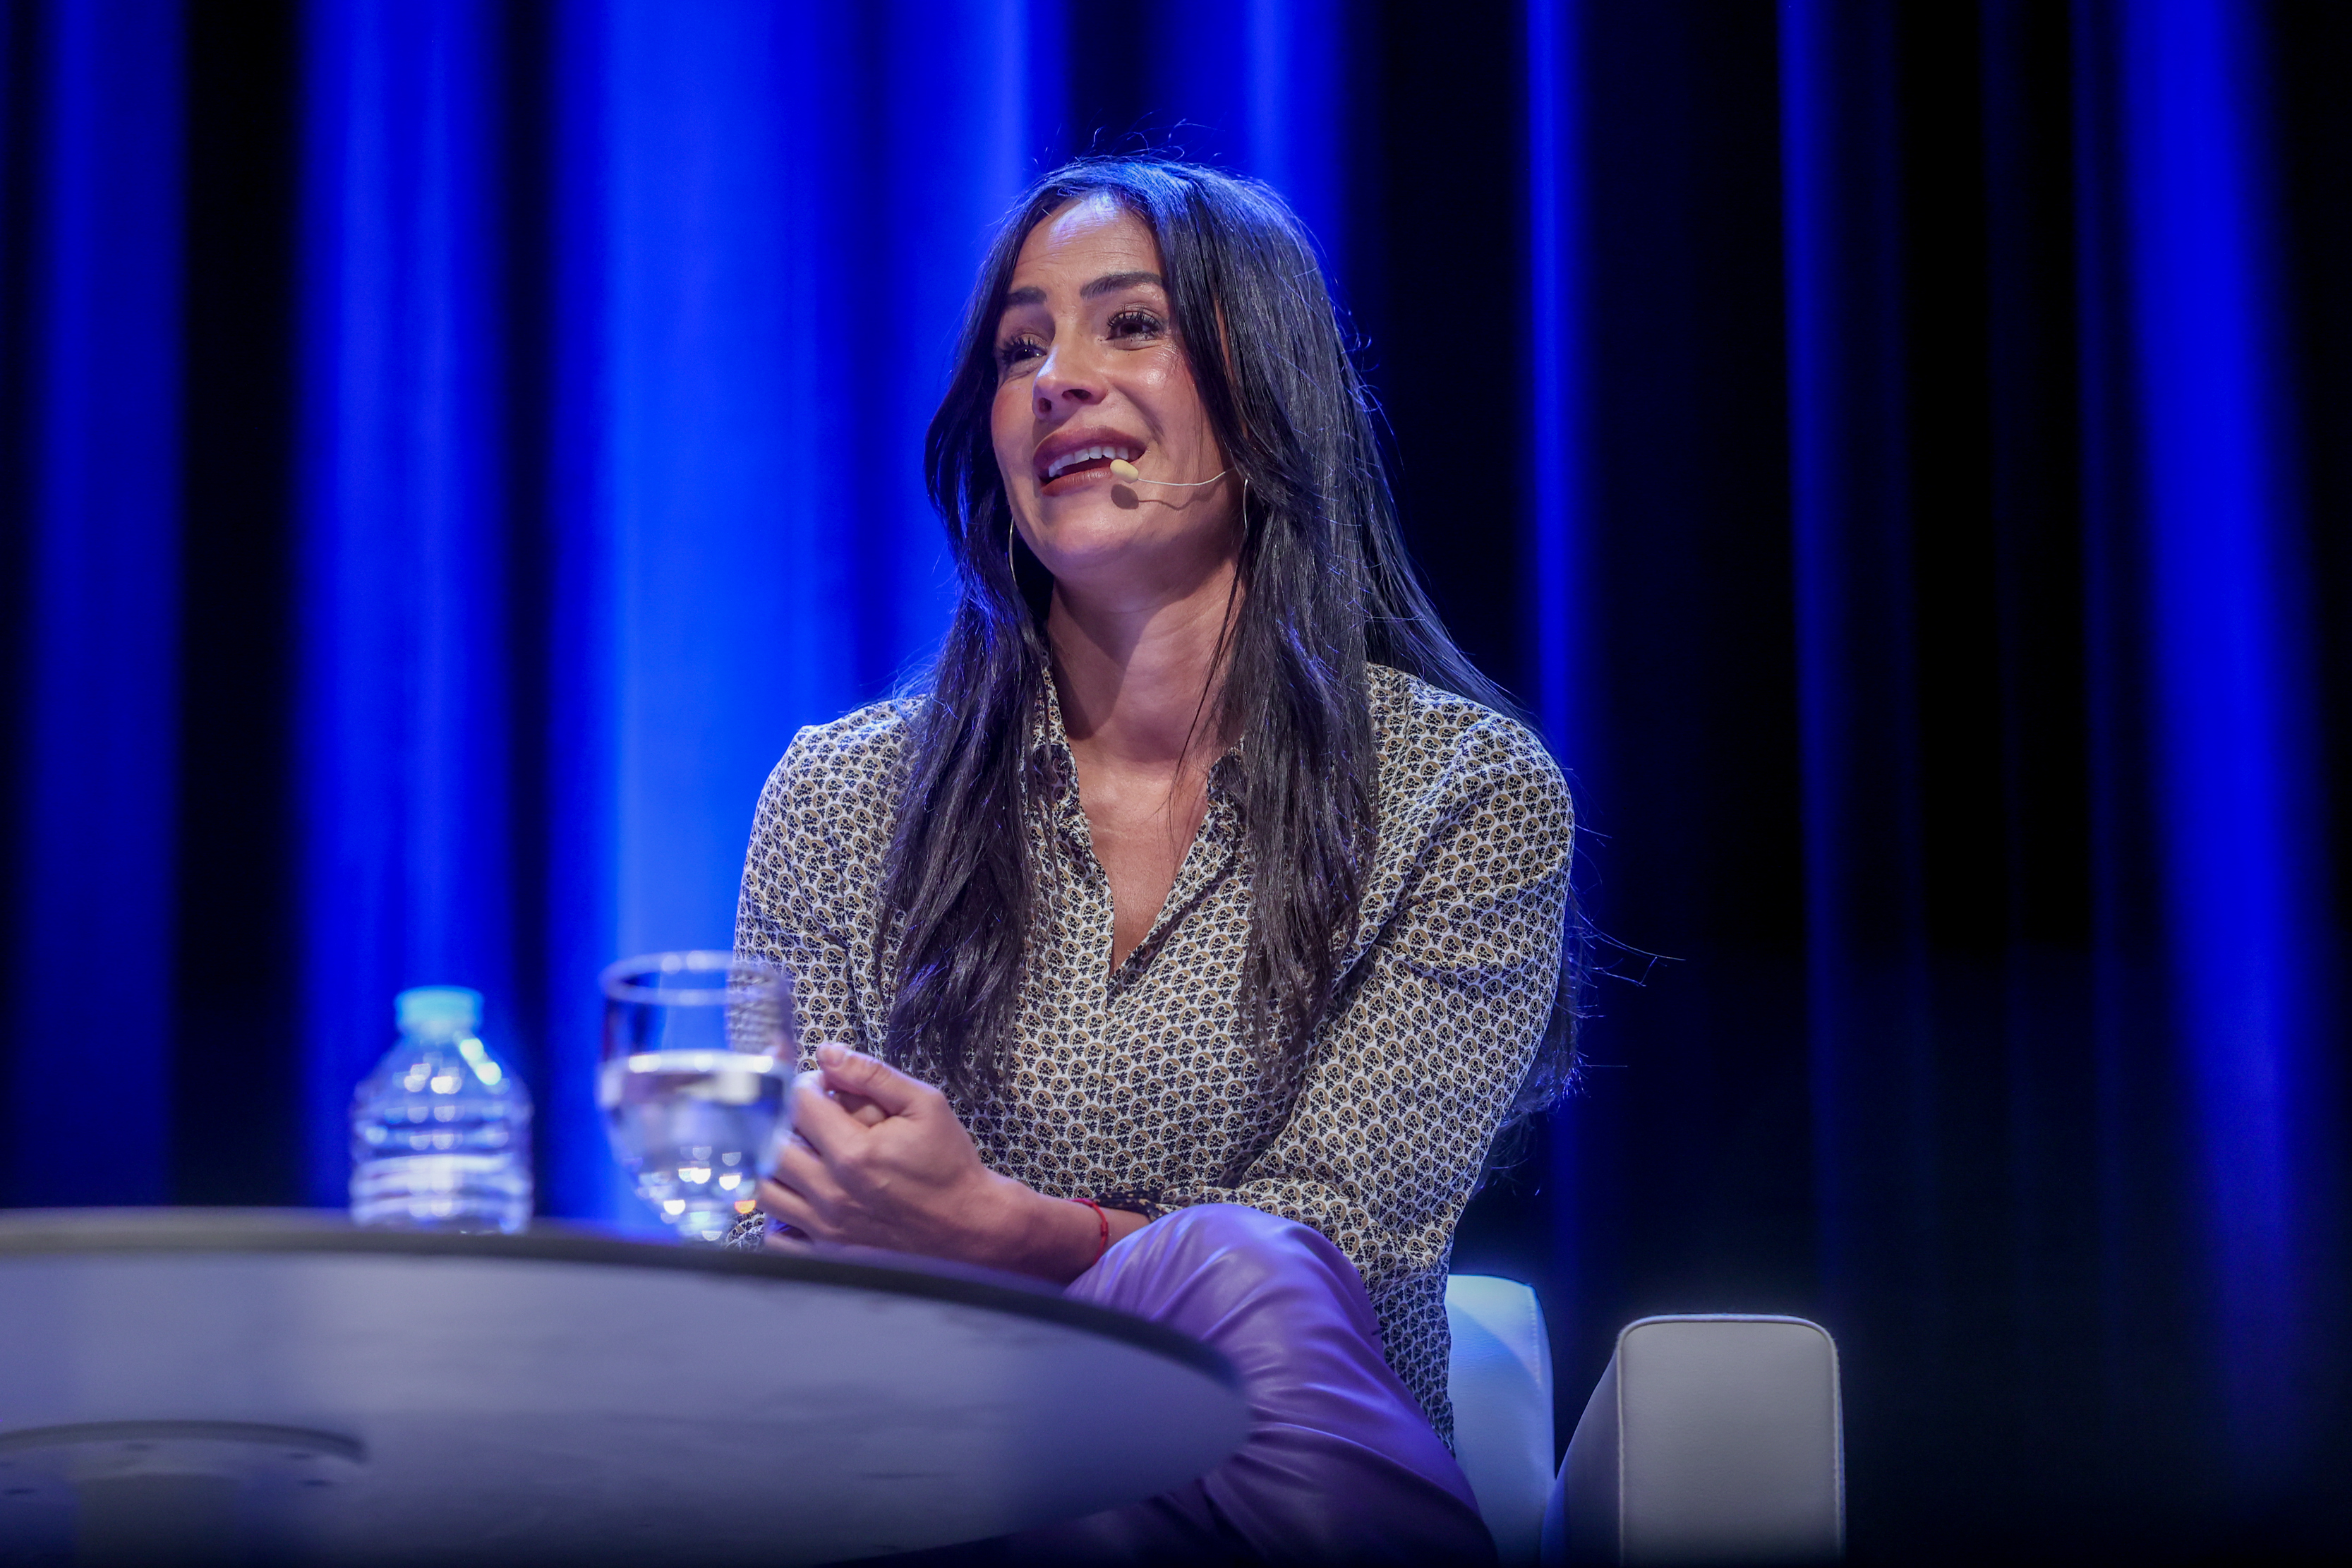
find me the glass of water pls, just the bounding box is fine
[598,951,796,1243]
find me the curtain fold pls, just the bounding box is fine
[1762,0,2346,1530]
[296,0,510,1206]
[539,0,1032,1222]
[9,0,183,1206]
[2108,0,2336,1480]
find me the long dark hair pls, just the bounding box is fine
[883,157,1576,1116]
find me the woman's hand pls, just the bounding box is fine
[757,1043,1127,1281]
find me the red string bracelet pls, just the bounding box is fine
[1069,1196,1109,1263]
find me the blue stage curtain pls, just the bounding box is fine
[1140,0,1349,281]
[1776,0,2345,1512]
[1777,0,1927,1348]
[2107,0,2336,1481]
[1521,0,1598,1356]
[1522,0,1588,768]
[295,0,512,1206]
[8,0,183,1206]
[541,0,1033,1222]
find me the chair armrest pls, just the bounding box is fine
[1447,1275,1557,1565]
[1543,1315,1844,1564]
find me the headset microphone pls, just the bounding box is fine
[1109,459,1231,488]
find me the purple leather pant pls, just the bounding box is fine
[907,1202,1496,1567]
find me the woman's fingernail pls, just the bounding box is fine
[816,1042,848,1067]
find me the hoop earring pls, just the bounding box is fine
[1006,517,1018,597]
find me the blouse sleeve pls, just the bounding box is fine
[1147,711,1574,1318]
[732,728,890,1058]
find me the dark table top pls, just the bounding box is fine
[0,1209,1246,1564]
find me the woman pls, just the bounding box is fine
[735,157,1574,1564]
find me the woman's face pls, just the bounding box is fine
[991,196,1238,602]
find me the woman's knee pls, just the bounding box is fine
[1073,1202,1376,1336]
[1138,1200,1304,1247]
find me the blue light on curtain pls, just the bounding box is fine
[1524,0,1586,765]
[1777,0,1845,1305]
[541,0,1032,1222]
[1141,0,1349,282]
[296,0,510,1205]
[1777,0,1931,1322]
[11,0,182,1205]
[1016,0,1354,266]
[2115,0,2334,1471]
[1524,0,1596,1351]
[1778,0,2344,1491]
[1241,0,1344,275]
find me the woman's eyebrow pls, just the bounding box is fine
[999,270,1165,315]
[1081,269,1163,298]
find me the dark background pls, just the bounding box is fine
[4,3,2348,1562]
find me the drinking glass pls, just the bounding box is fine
[598,951,797,1243]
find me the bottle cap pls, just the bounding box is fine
[395,987,483,1031]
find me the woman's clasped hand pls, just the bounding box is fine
[756,1043,1134,1283]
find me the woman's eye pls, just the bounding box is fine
[996,336,1044,371]
[1107,309,1164,341]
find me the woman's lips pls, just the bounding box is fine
[1043,457,1116,488]
[1038,440,1143,486]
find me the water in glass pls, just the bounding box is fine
[598,952,795,1243]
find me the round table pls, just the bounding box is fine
[0,1210,1246,1564]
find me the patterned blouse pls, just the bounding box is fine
[731,663,1574,1440]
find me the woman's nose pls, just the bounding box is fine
[1032,344,1102,416]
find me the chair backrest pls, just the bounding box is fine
[1445,1274,1556,1567]
[1545,1315,1844,1565]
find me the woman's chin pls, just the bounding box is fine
[1028,509,1174,563]
[1027,481,1140,526]
[1030,527,1233,601]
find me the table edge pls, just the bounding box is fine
[0,1207,1238,1392]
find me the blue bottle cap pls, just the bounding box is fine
[395,987,483,1031]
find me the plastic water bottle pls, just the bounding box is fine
[350,986,533,1233]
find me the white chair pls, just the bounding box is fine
[1448,1275,1560,1564]
[1447,1281,1845,1566]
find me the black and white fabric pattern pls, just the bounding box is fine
[731,663,1573,1440]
